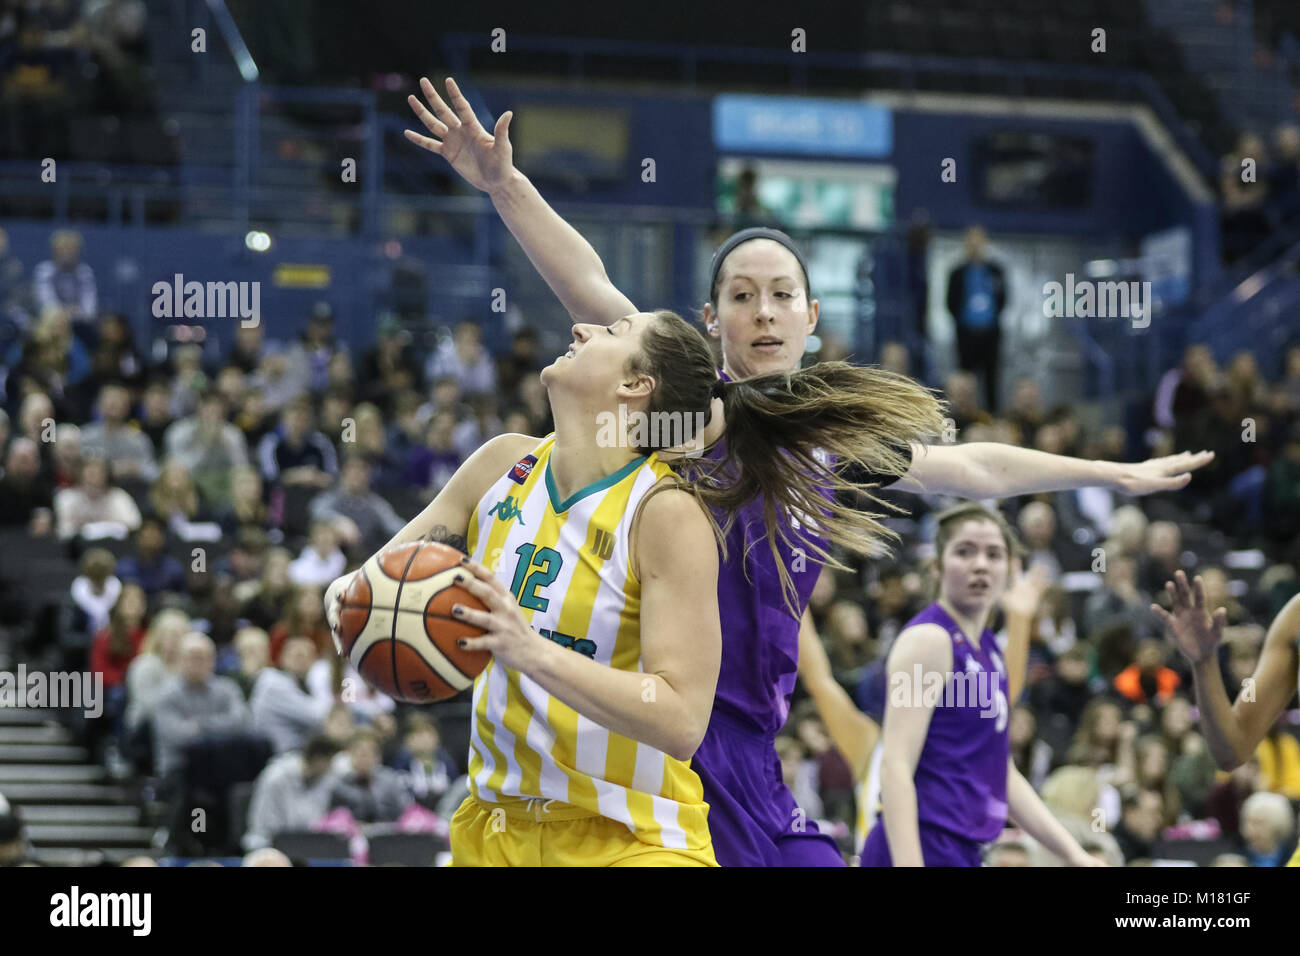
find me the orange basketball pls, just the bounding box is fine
[336,540,490,703]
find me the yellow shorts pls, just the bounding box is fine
[449,796,718,867]
[1289,841,1300,868]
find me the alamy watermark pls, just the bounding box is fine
[151,273,260,327]
[595,405,708,449]
[0,665,103,719]
[1042,273,1151,329]
[889,663,1008,728]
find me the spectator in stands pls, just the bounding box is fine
[358,316,423,416]
[426,321,495,397]
[1199,565,1249,626]
[0,437,53,533]
[49,422,82,489]
[148,459,222,542]
[115,515,185,600]
[1006,378,1046,446]
[136,379,174,456]
[347,402,404,490]
[88,582,148,689]
[79,382,155,483]
[494,329,542,407]
[284,302,346,396]
[151,632,249,777]
[230,626,271,700]
[238,546,294,631]
[0,796,27,867]
[213,364,247,413]
[217,526,269,588]
[288,520,346,588]
[1113,638,1181,707]
[14,391,56,483]
[54,455,142,541]
[1138,521,1185,596]
[1009,706,1053,792]
[83,313,144,397]
[242,735,340,852]
[268,584,332,660]
[1026,643,1095,743]
[328,727,412,824]
[1266,421,1300,540]
[1256,719,1300,800]
[5,306,92,419]
[1101,504,1148,561]
[1066,697,1124,769]
[394,715,457,811]
[0,227,34,329]
[167,343,206,419]
[942,370,991,435]
[212,464,270,537]
[250,633,333,754]
[407,409,462,501]
[945,226,1007,411]
[33,229,96,325]
[163,390,249,510]
[124,608,189,736]
[257,393,338,496]
[69,546,121,637]
[1267,123,1300,224]
[309,454,405,554]
[1111,786,1164,863]
[1239,791,1296,867]
[1206,756,1262,840]
[821,599,873,684]
[1083,554,1156,640]
[1017,501,1062,583]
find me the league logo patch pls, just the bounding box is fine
[509,455,538,485]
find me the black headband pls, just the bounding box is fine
[707,227,812,304]
[710,378,727,399]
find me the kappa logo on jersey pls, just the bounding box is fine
[508,455,538,485]
[488,495,526,526]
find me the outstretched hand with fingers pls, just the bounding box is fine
[449,557,547,674]
[1107,450,1215,495]
[1000,560,1048,621]
[1151,569,1227,665]
[404,76,515,194]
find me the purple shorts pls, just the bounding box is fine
[860,818,983,867]
[692,709,845,867]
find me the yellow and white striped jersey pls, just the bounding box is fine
[464,434,712,850]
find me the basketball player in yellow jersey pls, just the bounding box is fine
[1155,573,1300,866]
[796,559,1046,855]
[326,307,947,865]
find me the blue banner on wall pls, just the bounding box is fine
[713,95,893,157]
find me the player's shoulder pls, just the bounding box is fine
[630,480,714,577]
[465,432,545,477]
[1265,592,1300,652]
[890,622,953,666]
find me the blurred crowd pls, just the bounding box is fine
[786,349,1300,866]
[1219,122,1300,264]
[0,0,154,161]
[0,225,1297,866]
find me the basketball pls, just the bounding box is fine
[335,540,491,703]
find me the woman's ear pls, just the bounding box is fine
[702,302,720,338]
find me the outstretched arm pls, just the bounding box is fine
[887,444,1214,500]
[406,77,637,326]
[1006,760,1103,865]
[1153,573,1300,769]
[797,609,879,778]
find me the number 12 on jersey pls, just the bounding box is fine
[509,543,563,612]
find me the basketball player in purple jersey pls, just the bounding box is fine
[864,503,1101,866]
[405,79,1213,866]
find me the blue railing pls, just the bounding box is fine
[439,32,1218,178]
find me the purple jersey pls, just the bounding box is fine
[894,602,1010,843]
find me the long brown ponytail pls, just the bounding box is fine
[627,310,946,615]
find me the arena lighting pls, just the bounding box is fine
[1084,259,1119,278]
[244,230,271,252]
[805,334,822,353]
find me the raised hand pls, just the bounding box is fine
[1107,450,1214,495]
[1000,561,1048,621]
[1151,570,1228,665]
[405,76,515,194]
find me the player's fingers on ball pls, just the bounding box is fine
[456,635,491,653]
[450,603,490,629]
